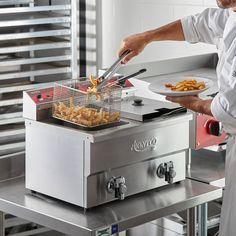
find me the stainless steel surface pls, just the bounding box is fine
[71,0,78,79]
[0,143,25,156]
[4,214,58,236]
[25,114,190,208]
[0,152,24,181]
[97,50,130,90]
[0,0,33,6]
[198,203,208,236]
[151,214,186,235]
[121,97,181,121]
[0,55,70,67]
[0,117,23,125]
[0,26,71,41]
[106,68,147,88]
[0,128,24,142]
[24,56,196,208]
[187,207,197,236]
[187,149,225,188]
[0,65,70,80]
[0,177,222,236]
[127,222,182,236]
[118,54,217,80]
[0,212,4,236]
[0,12,71,27]
[0,38,71,54]
[0,5,71,14]
[128,202,221,236]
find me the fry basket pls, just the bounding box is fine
[52,79,122,128]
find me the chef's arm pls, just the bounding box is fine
[119,20,185,63]
[119,8,228,63]
[166,96,213,116]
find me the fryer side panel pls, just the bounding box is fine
[25,120,84,206]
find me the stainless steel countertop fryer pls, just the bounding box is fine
[23,77,192,208]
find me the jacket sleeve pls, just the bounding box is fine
[211,59,236,134]
[181,8,229,45]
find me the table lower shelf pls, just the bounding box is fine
[0,177,222,236]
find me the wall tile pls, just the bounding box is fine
[173,5,206,20]
[137,0,204,6]
[204,0,218,6]
[101,0,217,67]
[138,3,174,31]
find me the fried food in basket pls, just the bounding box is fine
[86,75,107,100]
[87,75,101,94]
[53,100,120,127]
[165,79,206,91]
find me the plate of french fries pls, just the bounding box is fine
[148,77,213,96]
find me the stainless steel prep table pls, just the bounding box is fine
[187,149,225,188]
[187,150,225,236]
[0,177,222,236]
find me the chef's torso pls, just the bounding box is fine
[216,11,236,134]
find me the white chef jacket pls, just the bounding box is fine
[181,8,236,236]
[182,8,236,134]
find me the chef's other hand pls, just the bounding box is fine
[118,32,150,63]
[166,95,213,116]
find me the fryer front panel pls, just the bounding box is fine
[85,121,189,175]
[85,151,186,208]
[25,119,188,208]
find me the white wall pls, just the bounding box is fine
[101,0,218,68]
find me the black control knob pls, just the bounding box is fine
[207,120,223,137]
[37,93,42,99]
[132,99,143,106]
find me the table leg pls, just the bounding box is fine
[0,211,4,236]
[198,203,208,236]
[187,207,197,236]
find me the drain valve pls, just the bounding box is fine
[107,176,127,200]
[156,161,176,184]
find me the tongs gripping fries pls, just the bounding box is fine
[96,50,131,91]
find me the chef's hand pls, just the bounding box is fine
[118,32,151,63]
[166,95,213,116]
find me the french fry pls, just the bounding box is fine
[53,101,120,127]
[70,97,74,108]
[165,79,206,91]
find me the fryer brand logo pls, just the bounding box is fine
[131,137,158,152]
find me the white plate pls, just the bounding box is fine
[148,76,213,97]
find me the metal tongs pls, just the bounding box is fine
[96,50,130,91]
[104,68,147,88]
